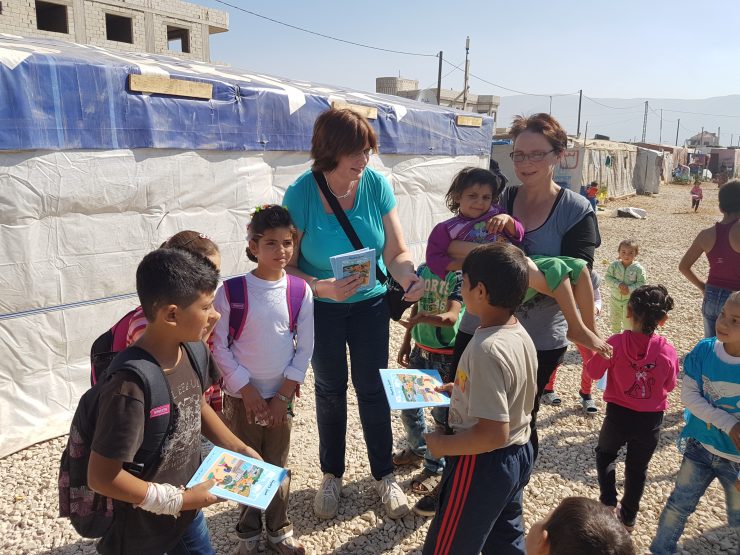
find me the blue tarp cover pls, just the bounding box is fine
[0,35,493,155]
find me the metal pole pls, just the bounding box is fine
[641,101,648,142]
[436,51,443,105]
[659,109,663,144]
[675,118,680,146]
[462,37,470,111]
[584,121,588,144]
[576,89,582,137]
[549,96,552,114]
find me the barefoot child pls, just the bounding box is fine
[605,239,646,334]
[212,205,313,555]
[651,292,740,554]
[587,285,679,533]
[393,263,463,516]
[87,249,260,554]
[422,243,537,554]
[428,166,610,358]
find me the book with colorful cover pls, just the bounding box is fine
[380,368,451,410]
[186,447,287,510]
[330,248,376,292]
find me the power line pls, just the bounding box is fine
[583,96,644,110]
[441,59,578,97]
[662,108,740,118]
[210,0,438,58]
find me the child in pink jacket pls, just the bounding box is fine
[587,284,679,533]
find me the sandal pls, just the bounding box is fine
[410,468,441,494]
[581,397,598,414]
[541,391,562,406]
[392,448,422,467]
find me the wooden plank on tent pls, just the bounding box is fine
[456,115,483,128]
[128,74,212,100]
[332,100,378,120]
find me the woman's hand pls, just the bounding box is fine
[401,272,424,302]
[316,275,364,301]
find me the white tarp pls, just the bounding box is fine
[0,149,487,457]
[633,148,663,195]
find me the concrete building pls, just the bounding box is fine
[376,76,500,123]
[687,131,719,148]
[0,0,228,62]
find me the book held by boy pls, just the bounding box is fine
[380,369,451,410]
[329,248,376,292]
[187,446,287,510]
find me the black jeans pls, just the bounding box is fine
[529,346,567,462]
[312,295,392,480]
[595,402,664,523]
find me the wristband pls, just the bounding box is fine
[276,392,293,403]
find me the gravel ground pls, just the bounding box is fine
[1,182,736,555]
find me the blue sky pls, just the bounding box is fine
[197,1,740,143]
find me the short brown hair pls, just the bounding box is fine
[546,497,635,555]
[311,108,378,172]
[618,238,640,255]
[509,113,568,154]
[161,230,219,259]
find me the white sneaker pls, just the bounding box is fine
[314,473,342,519]
[376,473,410,519]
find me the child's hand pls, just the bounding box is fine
[486,214,511,235]
[397,342,411,368]
[267,396,288,428]
[182,479,221,510]
[423,431,445,459]
[435,383,454,394]
[730,423,740,452]
[240,384,270,426]
[619,283,629,295]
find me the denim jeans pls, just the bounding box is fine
[166,511,214,555]
[312,295,392,480]
[703,284,733,338]
[399,347,452,474]
[650,439,740,555]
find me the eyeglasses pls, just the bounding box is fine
[509,150,555,163]
[349,148,373,160]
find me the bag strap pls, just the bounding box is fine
[312,170,387,285]
[182,341,209,393]
[286,274,306,333]
[224,275,249,345]
[106,347,173,474]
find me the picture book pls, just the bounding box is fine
[186,446,288,510]
[330,247,376,292]
[380,369,451,410]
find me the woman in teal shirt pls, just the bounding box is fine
[283,108,423,522]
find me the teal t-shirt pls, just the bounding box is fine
[412,264,464,351]
[282,168,396,303]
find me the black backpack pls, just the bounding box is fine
[58,341,209,538]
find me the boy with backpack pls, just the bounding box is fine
[71,248,259,555]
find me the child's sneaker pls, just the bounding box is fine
[266,536,305,555]
[376,473,410,519]
[541,391,561,406]
[412,481,440,517]
[581,397,598,414]
[314,473,342,520]
[392,448,422,467]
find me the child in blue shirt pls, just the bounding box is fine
[651,291,740,554]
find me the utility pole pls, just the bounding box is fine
[701,126,704,147]
[549,96,552,115]
[718,127,721,145]
[462,36,470,111]
[576,89,582,137]
[675,118,680,146]
[584,121,589,144]
[436,51,443,105]
[641,101,648,142]
[659,109,663,144]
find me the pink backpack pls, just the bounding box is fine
[223,274,306,345]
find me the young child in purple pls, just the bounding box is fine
[587,284,679,533]
[428,167,610,358]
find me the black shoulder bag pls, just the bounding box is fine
[312,170,414,320]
